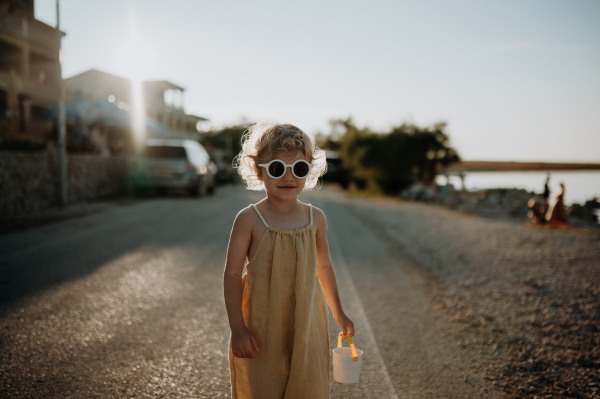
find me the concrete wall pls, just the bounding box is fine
[0,151,129,220]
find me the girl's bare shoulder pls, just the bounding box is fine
[233,206,262,231]
[310,206,327,229]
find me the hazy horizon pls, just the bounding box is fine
[35,0,600,163]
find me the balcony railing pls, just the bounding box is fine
[28,80,59,105]
[28,21,60,53]
[0,12,61,53]
[0,13,26,38]
[0,71,24,92]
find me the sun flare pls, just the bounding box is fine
[114,11,158,147]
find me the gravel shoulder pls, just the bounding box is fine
[344,195,600,398]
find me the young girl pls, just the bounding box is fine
[224,122,354,398]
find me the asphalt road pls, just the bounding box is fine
[0,185,500,398]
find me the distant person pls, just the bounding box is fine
[528,197,546,225]
[542,174,551,210]
[223,122,354,398]
[546,182,569,225]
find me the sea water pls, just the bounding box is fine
[436,170,600,206]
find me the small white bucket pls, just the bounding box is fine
[332,333,363,384]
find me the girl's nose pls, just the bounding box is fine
[282,166,294,180]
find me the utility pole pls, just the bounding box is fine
[56,0,68,205]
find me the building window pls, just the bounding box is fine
[30,104,46,120]
[0,90,7,118]
[0,41,24,76]
[18,94,27,132]
[29,51,55,85]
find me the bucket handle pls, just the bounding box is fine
[337,333,358,362]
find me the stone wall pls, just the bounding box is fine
[0,151,129,220]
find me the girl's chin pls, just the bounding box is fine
[267,187,300,197]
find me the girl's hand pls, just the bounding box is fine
[231,326,260,359]
[334,312,355,338]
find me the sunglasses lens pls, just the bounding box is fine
[293,161,310,178]
[268,161,286,178]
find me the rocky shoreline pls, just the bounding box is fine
[348,196,600,398]
[401,182,600,228]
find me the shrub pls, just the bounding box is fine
[324,118,460,194]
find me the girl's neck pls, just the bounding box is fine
[263,193,300,212]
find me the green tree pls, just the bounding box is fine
[328,119,459,194]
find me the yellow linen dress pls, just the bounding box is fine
[229,204,330,399]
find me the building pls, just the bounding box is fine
[60,70,133,155]
[63,70,207,152]
[142,80,207,140]
[0,0,63,141]
[0,0,206,149]
[65,69,131,105]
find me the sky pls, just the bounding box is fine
[35,0,600,162]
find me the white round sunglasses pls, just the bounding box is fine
[258,159,313,179]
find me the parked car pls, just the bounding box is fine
[322,151,350,189]
[206,148,236,184]
[131,139,218,197]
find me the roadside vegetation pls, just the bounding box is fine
[200,124,248,165]
[203,119,461,195]
[316,118,460,195]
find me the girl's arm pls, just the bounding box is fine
[223,210,260,358]
[314,208,355,337]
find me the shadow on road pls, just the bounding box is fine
[0,185,249,313]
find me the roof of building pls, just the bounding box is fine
[65,69,131,83]
[143,80,185,91]
[65,71,189,95]
[186,114,209,122]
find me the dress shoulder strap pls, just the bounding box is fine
[309,203,313,225]
[251,204,269,228]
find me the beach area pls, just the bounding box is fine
[346,194,600,398]
[402,169,600,230]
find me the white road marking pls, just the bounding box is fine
[0,217,145,262]
[327,214,399,399]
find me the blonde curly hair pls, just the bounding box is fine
[234,122,327,191]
